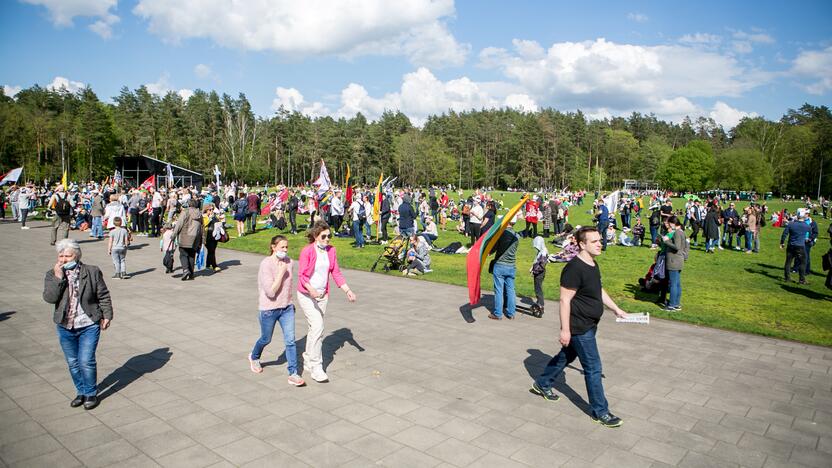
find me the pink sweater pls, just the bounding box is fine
[258,257,293,310]
[297,244,346,295]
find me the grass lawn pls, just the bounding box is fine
[221,192,832,347]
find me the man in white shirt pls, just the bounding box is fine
[468,198,484,246]
[330,190,345,232]
[349,196,364,248]
[150,187,164,237]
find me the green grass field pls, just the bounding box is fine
[221,192,832,347]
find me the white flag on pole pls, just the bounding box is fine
[213,165,222,187]
[603,190,620,214]
[166,163,175,187]
[312,159,331,197]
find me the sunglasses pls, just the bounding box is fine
[319,234,331,239]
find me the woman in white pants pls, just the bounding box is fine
[296,220,357,382]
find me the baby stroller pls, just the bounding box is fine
[371,235,410,272]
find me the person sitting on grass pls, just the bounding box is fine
[550,233,580,263]
[420,215,439,247]
[403,234,432,276]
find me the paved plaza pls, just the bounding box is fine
[1,220,831,468]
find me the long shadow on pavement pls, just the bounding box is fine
[97,347,172,400]
[523,349,593,417]
[0,311,15,321]
[266,328,365,372]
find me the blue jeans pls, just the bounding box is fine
[352,220,364,247]
[91,216,103,238]
[492,263,516,318]
[649,225,658,245]
[57,324,100,397]
[400,226,415,238]
[598,221,608,250]
[251,306,298,375]
[706,238,718,251]
[535,327,609,418]
[668,269,682,307]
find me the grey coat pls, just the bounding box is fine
[662,228,687,271]
[43,264,113,325]
[172,207,204,249]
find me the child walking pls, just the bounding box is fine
[248,235,305,387]
[161,223,175,274]
[107,217,131,279]
[530,236,548,316]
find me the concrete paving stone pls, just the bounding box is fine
[593,447,655,468]
[2,381,60,401]
[11,389,68,411]
[314,419,370,444]
[586,425,642,451]
[156,444,222,468]
[548,432,610,462]
[294,441,360,468]
[360,412,415,437]
[769,401,815,421]
[127,390,183,409]
[7,448,80,468]
[666,389,710,406]
[662,428,718,454]
[132,429,197,459]
[435,417,490,443]
[708,440,768,468]
[213,436,278,466]
[188,422,248,449]
[0,434,63,465]
[240,451,310,468]
[648,409,700,431]
[690,420,744,445]
[631,437,689,466]
[74,438,140,468]
[762,456,810,468]
[102,452,161,468]
[677,450,738,468]
[95,404,154,428]
[290,406,340,432]
[213,402,265,426]
[403,405,455,428]
[167,410,224,434]
[391,425,449,451]
[378,446,442,468]
[39,412,101,437]
[259,396,311,418]
[789,448,830,468]
[764,423,818,448]
[737,431,794,458]
[474,411,527,433]
[703,398,750,417]
[329,401,383,424]
[342,432,404,461]
[510,443,572,467]
[55,424,122,452]
[467,451,527,468]
[790,418,832,437]
[818,436,832,454]
[0,407,32,427]
[0,420,46,447]
[112,416,174,442]
[719,414,769,435]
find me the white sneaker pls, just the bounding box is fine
[21,226,29,230]
[310,368,329,382]
[718,246,724,250]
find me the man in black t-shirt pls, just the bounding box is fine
[530,227,628,428]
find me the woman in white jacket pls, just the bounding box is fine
[103,194,126,231]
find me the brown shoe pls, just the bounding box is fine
[488,314,502,320]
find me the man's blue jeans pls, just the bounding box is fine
[668,269,682,308]
[353,220,364,247]
[598,221,608,250]
[492,263,516,318]
[649,225,658,245]
[251,306,298,375]
[57,324,100,397]
[91,216,103,238]
[535,326,609,418]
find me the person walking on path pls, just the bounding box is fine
[49,185,73,244]
[530,227,628,427]
[296,221,357,383]
[103,194,125,232]
[531,236,548,315]
[661,216,687,311]
[89,189,105,239]
[488,216,519,320]
[781,210,812,284]
[43,238,113,411]
[171,201,203,281]
[107,217,131,279]
[248,235,305,387]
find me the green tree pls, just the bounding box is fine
[712,148,774,192]
[658,142,715,191]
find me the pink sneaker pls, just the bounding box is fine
[288,374,305,386]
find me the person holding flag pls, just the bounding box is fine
[372,173,383,242]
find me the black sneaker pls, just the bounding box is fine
[83,395,99,410]
[70,395,85,408]
[529,382,560,402]
[592,412,623,428]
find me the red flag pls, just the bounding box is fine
[140,174,155,190]
[346,185,353,205]
[774,209,785,227]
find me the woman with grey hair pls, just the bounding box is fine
[43,239,113,410]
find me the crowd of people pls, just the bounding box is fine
[6,174,826,429]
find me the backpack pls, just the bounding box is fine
[55,195,71,216]
[235,199,248,215]
[358,203,366,221]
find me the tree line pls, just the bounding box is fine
[1,84,829,196]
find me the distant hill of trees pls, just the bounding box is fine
[1,85,829,196]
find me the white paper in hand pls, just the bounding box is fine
[616,312,649,324]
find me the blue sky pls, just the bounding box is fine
[1,0,830,128]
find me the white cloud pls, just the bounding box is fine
[729,29,774,55]
[133,0,469,68]
[271,87,330,117]
[626,13,648,23]
[23,0,119,38]
[477,38,767,121]
[194,64,213,79]
[679,33,722,47]
[47,76,85,93]
[3,85,22,97]
[145,73,194,99]
[503,94,538,112]
[709,101,757,128]
[792,46,832,95]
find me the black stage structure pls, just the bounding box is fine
[114,155,204,189]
